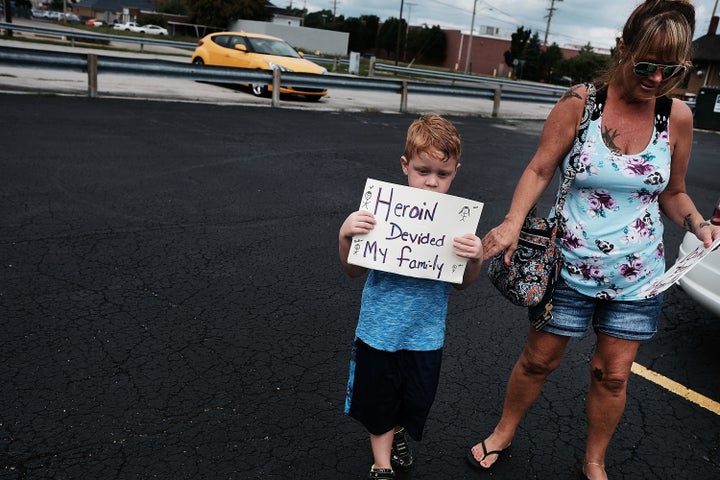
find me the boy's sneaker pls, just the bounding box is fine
[390,427,414,470]
[367,465,395,479]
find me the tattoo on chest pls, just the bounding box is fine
[602,126,622,153]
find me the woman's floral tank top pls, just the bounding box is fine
[559,88,673,300]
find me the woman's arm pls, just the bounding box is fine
[659,99,720,248]
[482,84,589,262]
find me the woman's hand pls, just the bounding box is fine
[481,220,523,263]
[695,220,720,250]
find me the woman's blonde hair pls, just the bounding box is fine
[603,0,695,96]
[404,113,462,163]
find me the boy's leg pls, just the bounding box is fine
[370,429,395,469]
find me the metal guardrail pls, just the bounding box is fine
[303,54,568,95]
[0,22,564,113]
[0,45,561,113]
[0,22,558,93]
[0,21,193,50]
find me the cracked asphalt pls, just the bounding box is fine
[1,93,718,479]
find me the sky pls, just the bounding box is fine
[298,0,719,51]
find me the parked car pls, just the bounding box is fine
[190,31,328,101]
[140,25,168,35]
[85,18,104,27]
[677,232,720,317]
[113,21,142,32]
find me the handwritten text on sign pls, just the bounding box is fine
[348,178,483,283]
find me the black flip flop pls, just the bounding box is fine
[466,440,510,471]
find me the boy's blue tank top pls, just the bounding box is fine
[356,270,451,352]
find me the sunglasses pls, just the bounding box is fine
[633,62,687,79]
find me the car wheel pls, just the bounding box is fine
[305,95,322,102]
[192,58,204,65]
[251,84,269,97]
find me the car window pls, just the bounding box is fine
[246,38,300,58]
[212,35,231,48]
[228,36,248,49]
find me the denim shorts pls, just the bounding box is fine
[528,278,663,341]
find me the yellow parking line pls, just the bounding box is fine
[632,362,720,415]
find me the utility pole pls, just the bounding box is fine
[395,0,404,66]
[2,0,12,37]
[464,0,477,74]
[543,0,562,47]
[404,2,416,62]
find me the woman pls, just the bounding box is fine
[467,1,720,479]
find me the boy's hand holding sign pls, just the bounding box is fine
[347,178,483,284]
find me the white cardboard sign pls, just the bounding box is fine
[347,178,484,284]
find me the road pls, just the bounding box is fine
[0,93,718,480]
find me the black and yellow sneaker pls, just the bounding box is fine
[367,465,395,479]
[390,427,414,471]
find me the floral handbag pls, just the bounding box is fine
[488,84,596,309]
[487,208,563,307]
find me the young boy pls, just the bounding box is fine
[338,114,484,479]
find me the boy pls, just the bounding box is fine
[338,114,483,479]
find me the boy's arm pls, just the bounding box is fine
[452,233,483,290]
[339,211,376,277]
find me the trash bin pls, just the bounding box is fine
[694,86,720,131]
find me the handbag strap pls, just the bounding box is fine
[554,83,597,232]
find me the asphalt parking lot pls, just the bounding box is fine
[0,88,719,480]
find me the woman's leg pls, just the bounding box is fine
[471,326,571,468]
[583,333,640,480]
[370,429,395,469]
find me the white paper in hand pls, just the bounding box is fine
[639,236,720,297]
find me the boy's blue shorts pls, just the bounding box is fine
[344,337,442,441]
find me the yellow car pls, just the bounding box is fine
[191,31,328,101]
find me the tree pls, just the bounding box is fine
[503,26,531,70]
[377,17,406,61]
[158,0,189,16]
[187,0,270,29]
[345,15,379,53]
[539,42,564,83]
[303,9,333,28]
[521,32,542,81]
[406,24,446,66]
[557,43,611,84]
